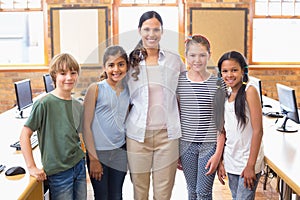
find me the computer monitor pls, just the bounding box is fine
[276,83,300,132]
[249,76,263,107]
[14,79,33,118]
[43,74,55,93]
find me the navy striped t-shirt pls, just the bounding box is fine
[177,71,221,143]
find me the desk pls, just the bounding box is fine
[0,106,43,199]
[0,92,85,199]
[262,96,300,199]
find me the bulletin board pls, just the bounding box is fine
[50,7,108,66]
[190,8,248,66]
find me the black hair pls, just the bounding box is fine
[138,10,163,29]
[217,51,249,129]
[99,45,129,81]
[129,11,163,81]
[213,72,227,132]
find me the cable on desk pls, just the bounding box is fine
[262,164,277,189]
[260,164,279,199]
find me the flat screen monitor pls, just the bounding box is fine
[14,79,33,118]
[276,83,300,132]
[43,74,55,93]
[249,76,263,107]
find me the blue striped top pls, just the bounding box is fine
[177,71,220,142]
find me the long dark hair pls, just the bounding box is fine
[214,72,227,132]
[217,51,249,129]
[129,11,163,81]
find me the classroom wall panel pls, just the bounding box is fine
[190,8,248,66]
[50,6,109,66]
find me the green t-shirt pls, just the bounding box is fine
[25,93,84,175]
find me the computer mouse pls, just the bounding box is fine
[5,166,26,176]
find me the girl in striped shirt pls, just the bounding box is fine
[177,35,226,200]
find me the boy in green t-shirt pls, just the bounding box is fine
[20,53,87,200]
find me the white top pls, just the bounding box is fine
[223,83,265,174]
[126,49,186,142]
[146,65,167,130]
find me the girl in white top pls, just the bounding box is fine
[216,51,264,200]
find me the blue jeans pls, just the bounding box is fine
[180,141,217,200]
[227,172,262,200]
[47,158,87,200]
[86,146,127,200]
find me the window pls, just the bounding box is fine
[252,0,300,64]
[0,0,45,65]
[255,0,300,16]
[0,0,41,9]
[121,0,176,3]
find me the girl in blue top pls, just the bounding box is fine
[83,45,130,200]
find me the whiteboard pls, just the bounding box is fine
[59,9,99,64]
[50,7,108,66]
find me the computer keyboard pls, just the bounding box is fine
[10,134,38,151]
[263,111,285,118]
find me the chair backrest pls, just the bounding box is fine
[43,74,55,93]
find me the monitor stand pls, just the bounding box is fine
[276,117,298,133]
[15,110,28,119]
[277,127,298,133]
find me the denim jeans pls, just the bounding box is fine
[47,158,87,200]
[227,172,262,200]
[86,145,127,200]
[180,141,217,200]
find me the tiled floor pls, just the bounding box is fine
[87,168,280,199]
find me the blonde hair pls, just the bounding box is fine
[49,53,80,87]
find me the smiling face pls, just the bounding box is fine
[220,59,244,91]
[55,66,79,92]
[139,17,162,50]
[186,43,210,73]
[104,54,128,85]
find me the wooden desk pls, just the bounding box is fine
[0,106,43,199]
[0,92,85,199]
[262,96,300,199]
